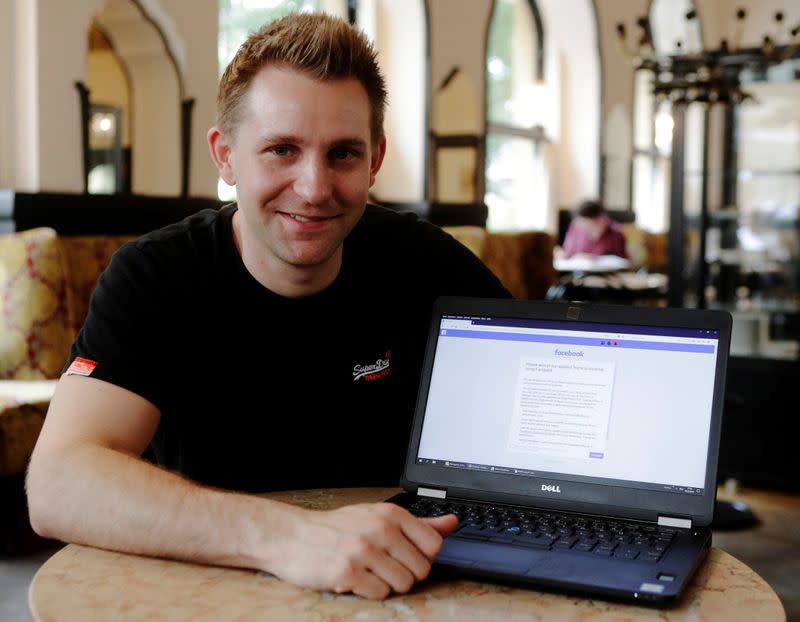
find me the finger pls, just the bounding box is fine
[364,545,417,594]
[396,512,447,560]
[348,567,392,600]
[361,506,435,582]
[421,513,459,536]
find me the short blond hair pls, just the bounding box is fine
[216,12,387,143]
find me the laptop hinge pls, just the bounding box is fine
[658,515,692,529]
[417,486,446,499]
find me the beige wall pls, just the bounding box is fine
[427,0,492,136]
[158,0,218,198]
[368,0,427,202]
[0,1,15,189]
[539,0,600,222]
[5,0,104,193]
[0,0,217,197]
[697,0,795,50]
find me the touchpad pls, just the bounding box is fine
[439,539,544,573]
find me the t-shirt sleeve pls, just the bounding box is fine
[65,240,176,412]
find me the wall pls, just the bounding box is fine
[0,0,101,193]
[158,0,218,198]
[366,0,427,202]
[539,0,600,224]
[0,1,15,189]
[427,0,492,137]
[594,0,650,214]
[0,0,218,198]
[698,0,799,50]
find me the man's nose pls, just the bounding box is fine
[294,155,333,205]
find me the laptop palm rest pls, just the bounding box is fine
[439,538,676,593]
[439,537,543,572]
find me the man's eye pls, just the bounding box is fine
[330,148,354,160]
[272,145,292,156]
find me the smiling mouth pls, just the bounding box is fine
[282,212,338,223]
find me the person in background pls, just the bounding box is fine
[560,199,628,259]
[26,12,510,601]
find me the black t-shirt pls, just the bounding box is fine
[70,204,511,492]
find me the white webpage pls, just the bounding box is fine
[508,356,615,461]
[417,319,719,490]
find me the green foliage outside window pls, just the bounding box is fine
[486,0,515,126]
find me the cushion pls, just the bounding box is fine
[442,226,488,258]
[60,236,135,335]
[0,228,73,380]
[483,231,557,300]
[0,380,58,477]
[620,223,648,268]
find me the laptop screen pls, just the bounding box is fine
[416,314,721,497]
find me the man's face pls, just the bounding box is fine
[210,65,385,279]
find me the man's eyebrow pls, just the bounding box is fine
[255,135,368,149]
[330,138,368,149]
[256,134,301,146]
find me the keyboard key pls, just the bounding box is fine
[403,498,680,563]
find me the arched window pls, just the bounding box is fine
[484,0,548,231]
[216,0,347,200]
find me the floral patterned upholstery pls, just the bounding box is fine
[0,230,133,478]
[0,228,73,380]
[60,236,135,335]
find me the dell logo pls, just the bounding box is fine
[541,484,561,493]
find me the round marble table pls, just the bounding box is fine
[29,487,786,622]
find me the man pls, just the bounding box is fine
[560,199,628,259]
[26,13,510,600]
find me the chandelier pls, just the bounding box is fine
[615,7,800,104]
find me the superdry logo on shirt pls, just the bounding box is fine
[65,357,98,376]
[353,350,393,382]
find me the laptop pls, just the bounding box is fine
[388,296,732,605]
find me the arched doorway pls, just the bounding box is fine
[86,0,185,196]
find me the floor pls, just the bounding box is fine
[0,542,63,622]
[2,486,798,622]
[714,485,800,622]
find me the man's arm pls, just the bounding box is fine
[26,375,457,600]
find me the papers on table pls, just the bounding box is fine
[554,254,631,273]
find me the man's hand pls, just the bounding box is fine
[269,502,458,600]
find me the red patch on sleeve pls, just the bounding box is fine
[66,357,98,377]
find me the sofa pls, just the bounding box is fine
[0,208,557,552]
[443,226,557,300]
[0,228,138,552]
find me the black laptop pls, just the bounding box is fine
[388,296,732,605]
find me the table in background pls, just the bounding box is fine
[28,487,785,622]
[549,257,668,305]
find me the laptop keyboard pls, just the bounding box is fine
[406,498,676,562]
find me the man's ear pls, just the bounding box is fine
[369,136,387,187]
[207,127,236,186]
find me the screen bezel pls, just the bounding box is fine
[401,296,732,527]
